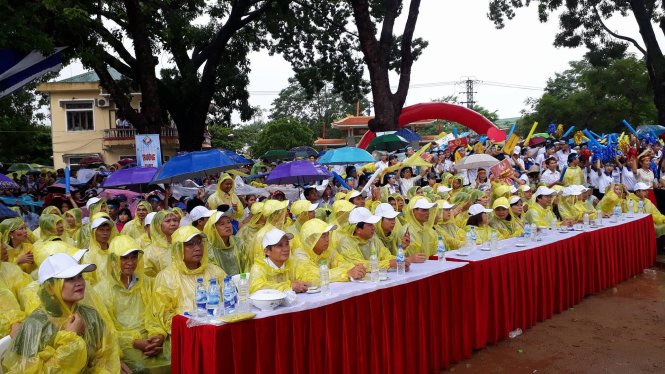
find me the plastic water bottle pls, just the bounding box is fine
[490,229,499,250]
[222,275,237,314]
[583,213,590,227]
[396,244,406,275]
[523,223,531,240]
[436,236,446,262]
[469,226,478,245]
[369,248,379,282]
[465,229,474,251]
[194,278,207,317]
[529,223,538,242]
[627,200,634,217]
[638,200,645,214]
[550,217,557,231]
[237,273,249,313]
[597,209,603,226]
[206,277,220,316]
[319,260,331,296]
[612,205,621,223]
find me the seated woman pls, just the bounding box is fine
[150,226,225,343]
[558,186,585,223]
[466,203,494,244]
[204,211,248,276]
[294,219,366,282]
[509,196,526,233]
[32,214,66,255]
[2,253,122,373]
[489,197,523,239]
[95,235,170,373]
[249,228,317,293]
[399,196,438,259]
[63,208,83,247]
[434,200,467,251]
[1,218,36,274]
[83,213,118,286]
[143,210,180,277]
[287,200,318,250]
[250,200,289,262]
[0,243,34,337]
[597,183,628,217]
[235,202,265,271]
[78,197,109,248]
[121,201,152,240]
[630,182,665,236]
[32,206,63,239]
[338,208,400,272]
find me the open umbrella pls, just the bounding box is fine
[395,128,421,142]
[265,160,332,185]
[0,203,18,219]
[221,149,253,165]
[151,149,239,184]
[79,156,104,167]
[318,147,375,165]
[0,173,19,189]
[102,167,158,190]
[7,163,32,173]
[454,154,500,170]
[290,146,318,159]
[262,149,293,161]
[529,136,547,147]
[118,158,136,166]
[366,134,409,152]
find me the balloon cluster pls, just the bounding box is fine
[547,123,557,137]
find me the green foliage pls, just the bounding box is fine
[250,118,314,158]
[518,56,657,134]
[209,120,266,155]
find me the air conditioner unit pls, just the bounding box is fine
[96,98,111,108]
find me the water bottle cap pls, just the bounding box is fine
[320,259,327,266]
[197,277,203,282]
[210,277,216,283]
[224,275,232,281]
[240,272,247,279]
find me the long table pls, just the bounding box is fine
[171,214,656,373]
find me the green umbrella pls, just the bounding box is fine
[7,163,32,172]
[262,149,294,161]
[366,134,409,152]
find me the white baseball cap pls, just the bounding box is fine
[348,207,381,224]
[85,197,101,209]
[437,186,453,194]
[561,187,581,197]
[347,190,362,200]
[413,199,437,210]
[38,253,96,285]
[510,196,521,205]
[190,206,215,222]
[144,212,157,226]
[72,249,88,262]
[518,185,532,192]
[534,186,557,198]
[513,146,522,155]
[262,228,294,248]
[510,185,518,194]
[91,216,112,230]
[374,203,400,219]
[437,200,456,209]
[468,204,493,216]
[634,182,650,191]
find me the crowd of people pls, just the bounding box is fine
[1,130,664,373]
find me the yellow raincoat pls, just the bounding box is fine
[488,197,523,239]
[204,211,248,275]
[143,210,177,277]
[375,215,404,255]
[236,202,265,270]
[562,165,585,186]
[121,201,152,240]
[32,206,62,239]
[398,196,439,257]
[206,173,244,220]
[32,214,65,254]
[597,187,628,215]
[435,219,467,251]
[251,200,288,261]
[83,213,118,286]
[1,218,37,274]
[465,224,492,244]
[627,194,665,236]
[63,208,83,247]
[293,219,354,283]
[338,225,395,271]
[287,200,316,249]
[0,259,33,336]
[329,200,354,248]
[78,199,109,248]
[524,199,559,227]
[149,226,225,338]
[94,235,170,373]
[2,276,120,373]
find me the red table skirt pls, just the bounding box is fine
[449,215,657,350]
[172,266,474,374]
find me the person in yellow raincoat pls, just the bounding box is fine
[83,213,118,286]
[597,183,629,216]
[236,202,265,270]
[249,228,317,293]
[293,219,366,283]
[32,214,66,254]
[451,192,472,229]
[32,205,63,239]
[250,199,288,261]
[149,226,226,341]
[489,197,523,239]
[121,201,152,240]
[78,197,109,248]
[95,235,171,373]
[206,173,244,220]
[0,283,24,338]
[525,186,560,227]
[287,200,318,250]
[629,183,665,236]
[398,196,438,259]
[1,218,36,274]
[374,203,406,255]
[509,196,526,233]
[329,199,355,249]
[137,212,156,249]
[557,186,585,223]
[0,243,33,337]
[143,210,180,277]
[338,207,401,271]
[2,253,123,373]
[465,204,494,244]
[63,208,83,247]
[434,200,467,251]
[204,211,247,275]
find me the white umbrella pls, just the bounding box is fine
[454,154,500,170]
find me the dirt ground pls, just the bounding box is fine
[444,268,665,374]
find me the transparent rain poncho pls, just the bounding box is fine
[143,210,177,277]
[204,211,247,276]
[398,196,439,257]
[293,218,353,283]
[120,201,152,240]
[206,173,244,220]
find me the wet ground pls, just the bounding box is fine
[445,268,665,374]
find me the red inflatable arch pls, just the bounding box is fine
[357,102,502,149]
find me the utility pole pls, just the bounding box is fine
[459,77,478,109]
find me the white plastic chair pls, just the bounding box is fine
[0,335,11,374]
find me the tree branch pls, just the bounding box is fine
[378,0,400,65]
[395,0,421,102]
[90,22,137,69]
[593,6,647,55]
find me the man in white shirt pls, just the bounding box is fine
[555,141,571,167]
[596,162,616,196]
[540,157,561,187]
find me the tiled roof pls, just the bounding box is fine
[58,68,125,83]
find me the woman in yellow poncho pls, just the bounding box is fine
[204,211,247,276]
[434,200,467,251]
[509,196,527,233]
[251,199,289,261]
[121,201,152,240]
[1,218,36,274]
[451,192,472,229]
[557,186,585,223]
[2,253,122,373]
[287,200,317,250]
[83,213,118,286]
[32,205,63,239]
[78,197,109,249]
[329,199,355,249]
[137,212,156,250]
[206,173,244,220]
[398,196,438,258]
[294,219,365,282]
[95,235,170,373]
[143,210,180,277]
[149,226,226,340]
[466,203,494,244]
[629,183,665,237]
[236,202,265,270]
[249,228,317,294]
[338,207,398,271]
[597,183,629,216]
[0,243,33,337]
[32,214,66,256]
[63,208,83,247]
[488,197,523,239]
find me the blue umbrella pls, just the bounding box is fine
[395,128,421,142]
[265,160,332,185]
[0,48,65,98]
[102,167,158,188]
[319,147,375,165]
[151,149,239,184]
[0,202,18,218]
[221,149,253,165]
[0,195,43,207]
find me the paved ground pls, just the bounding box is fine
[444,268,665,374]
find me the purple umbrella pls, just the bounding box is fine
[102,167,158,188]
[265,160,331,185]
[0,173,19,189]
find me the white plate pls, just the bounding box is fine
[515,243,527,247]
[379,276,389,281]
[455,251,471,256]
[480,247,491,251]
[306,288,321,294]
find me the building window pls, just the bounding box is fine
[65,102,94,131]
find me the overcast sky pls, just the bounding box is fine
[56,2,648,121]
